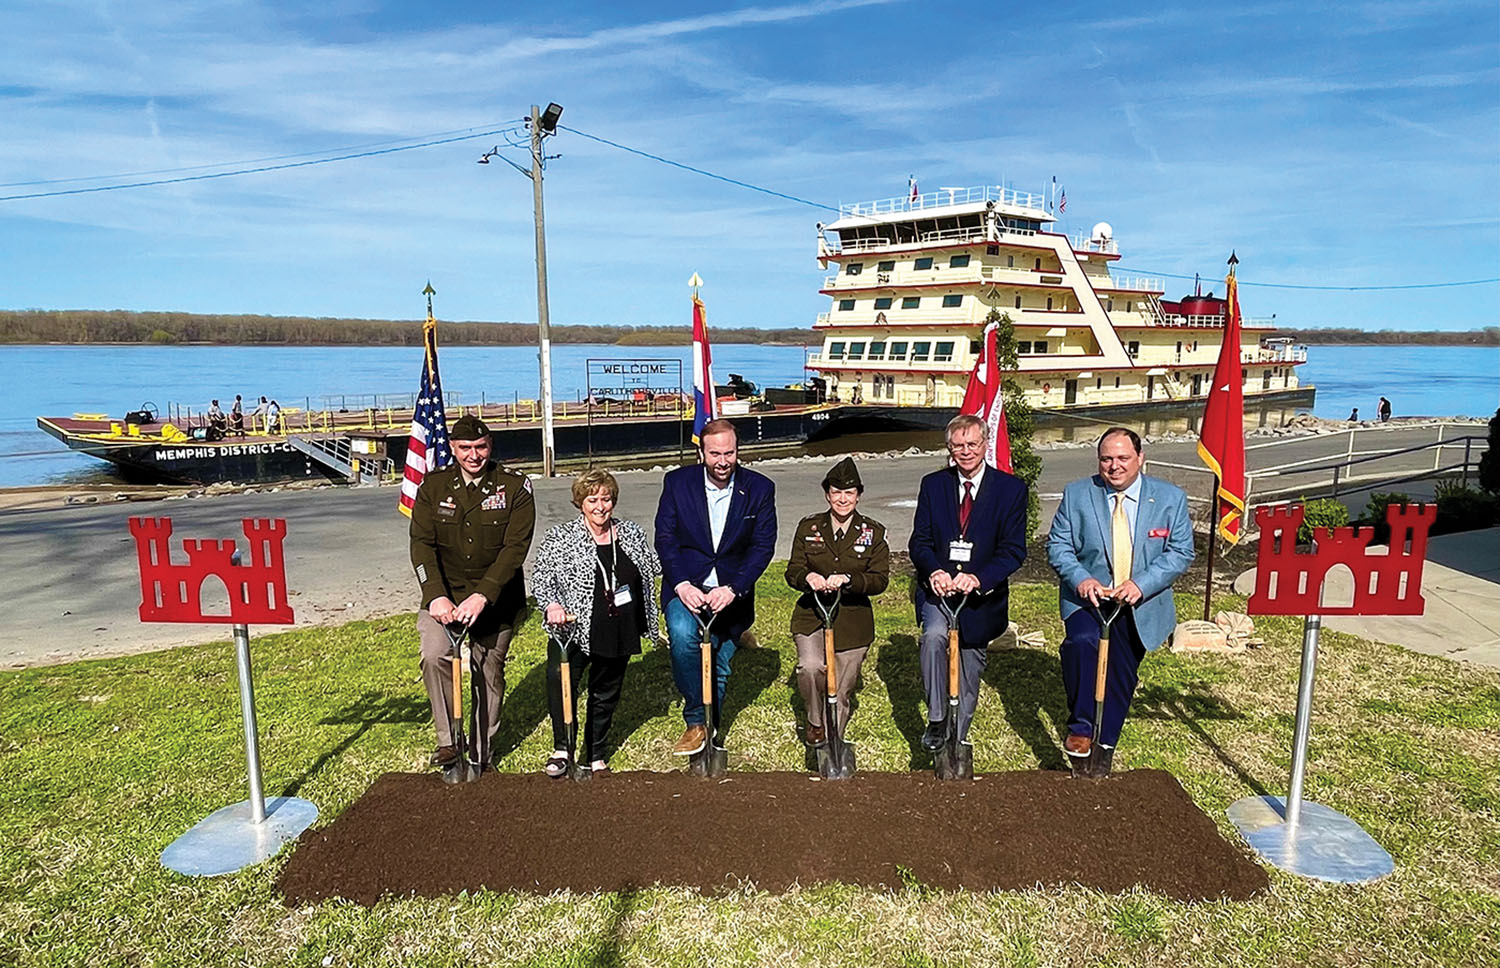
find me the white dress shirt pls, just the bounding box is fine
[703,469,735,588]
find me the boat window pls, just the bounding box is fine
[1127,341,1140,357]
[987,245,999,255]
[970,340,982,355]
[874,297,893,310]
[1014,295,1022,308]
[827,341,846,358]
[847,263,864,275]
[949,254,970,268]
[1017,341,1032,354]
[911,341,932,362]
[902,296,921,309]
[1007,255,1015,267]
[888,341,908,359]
[1126,301,1133,313]
[942,294,963,308]
[847,342,866,361]
[914,257,934,270]
[877,260,895,272]
[1046,297,1054,310]
[1034,258,1042,270]
[868,341,886,359]
[1033,341,1049,354]
[838,299,856,311]
[934,341,955,362]
[1106,299,1114,311]
[1096,378,1103,389]
[1115,376,1121,388]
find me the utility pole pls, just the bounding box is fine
[529,104,557,477]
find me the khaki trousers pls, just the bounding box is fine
[793,632,868,730]
[418,609,513,747]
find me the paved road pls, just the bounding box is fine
[0,423,1477,666]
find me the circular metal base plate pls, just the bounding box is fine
[1228,795,1394,883]
[160,796,319,877]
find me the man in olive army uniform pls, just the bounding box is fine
[784,457,890,745]
[409,415,535,767]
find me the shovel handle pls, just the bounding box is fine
[560,656,574,725]
[450,655,463,719]
[700,641,713,711]
[947,627,961,700]
[1094,630,1110,704]
[824,627,838,696]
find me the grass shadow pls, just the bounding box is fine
[590,646,677,762]
[280,691,429,798]
[722,645,782,740]
[875,632,928,769]
[1134,683,1266,795]
[586,886,641,967]
[490,656,551,765]
[982,646,1071,771]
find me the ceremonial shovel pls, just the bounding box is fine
[441,624,482,784]
[811,588,855,779]
[687,604,729,778]
[1077,599,1124,780]
[546,613,590,782]
[933,592,973,781]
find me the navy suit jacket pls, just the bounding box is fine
[909,465,1028,644]
[654,464,778,640]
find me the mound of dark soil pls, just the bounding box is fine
[277,769,1267,905]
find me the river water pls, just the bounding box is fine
[2,343,1494,488]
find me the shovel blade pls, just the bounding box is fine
[688,744,729,777]
[441,759,479,784]
[934,737,973,781]
[817,742,856,779]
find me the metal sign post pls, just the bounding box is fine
[1227,502,1436,883]
[129,517,318,876]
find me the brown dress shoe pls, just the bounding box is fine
[672,724,708,755]
[1063,733,1092,758]
[430,745,458,767]
[805,725,826,747]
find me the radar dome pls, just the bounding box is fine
[1091,222,1113,241]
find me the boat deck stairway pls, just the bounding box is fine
[1143,292,1170,327]
[287,435,392,484]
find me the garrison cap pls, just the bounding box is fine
[449,414,490,441]
[821,456,863,492]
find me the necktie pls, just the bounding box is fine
[959,480,974,533]
[1111,492,1133,587]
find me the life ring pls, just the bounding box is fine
[1042,382,1051,393]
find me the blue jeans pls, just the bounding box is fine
[665,597,740,727]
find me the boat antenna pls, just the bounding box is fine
[1194,273,1201,297]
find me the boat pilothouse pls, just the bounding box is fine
[810,184,1307,411]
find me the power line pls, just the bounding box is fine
[0,126,523,202]
[1117,267,1499,292]
[558,123,838,213]
[0,123,521,189]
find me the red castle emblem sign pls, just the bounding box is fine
[1247,503,1435,617]
[129,517,295,625]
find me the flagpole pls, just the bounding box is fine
[1203,476,1219,621]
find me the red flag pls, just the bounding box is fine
[690,293,717,444]
[959,320,1013,473]
[1197,263,1247,544]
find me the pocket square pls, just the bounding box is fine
[1149,528,1169,538]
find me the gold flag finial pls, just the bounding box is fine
[688,272,703,297]
[423,281,436,320]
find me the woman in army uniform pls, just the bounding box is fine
[784,457,890,746]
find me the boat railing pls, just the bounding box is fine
[839,185,1045,218]
[919,227,989,245]
[996,224,1038,240]
[1245,345,1308,363]
[1072,234,1120,254]
[1103,275,1165,292]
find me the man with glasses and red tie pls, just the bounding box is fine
[1047,427,1194,776]
[908,414,1029,754]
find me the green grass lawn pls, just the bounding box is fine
[1,576,1496,967]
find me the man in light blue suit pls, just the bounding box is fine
[1047,427,1194,776]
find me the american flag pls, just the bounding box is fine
[398,315,452,517]
[1058,185,1067,214]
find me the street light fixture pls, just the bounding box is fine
[477,103,564,476]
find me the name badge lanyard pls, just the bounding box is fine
[595,524,625,616]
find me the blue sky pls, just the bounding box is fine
[2,0,1496,331]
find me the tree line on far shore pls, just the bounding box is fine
[0,310,1494,347]
[0,310,815,346]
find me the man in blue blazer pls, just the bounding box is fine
[655,419,778,755]
[909,414,1029,750]
[1047,427,1194,775]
